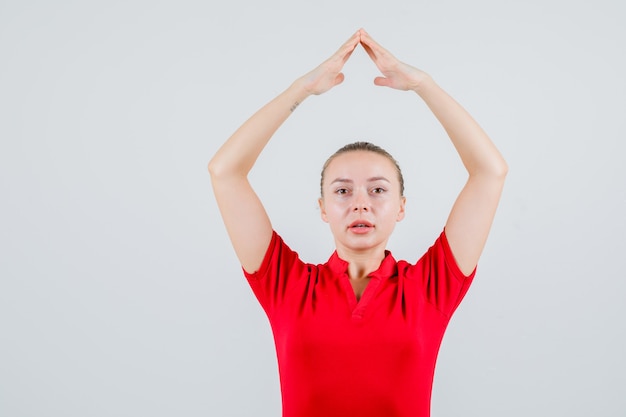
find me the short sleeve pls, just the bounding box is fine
[412,229,476,318]
[243,231,309,317]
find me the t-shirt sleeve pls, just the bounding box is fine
[243,231,309,317]
[413,228,476,318]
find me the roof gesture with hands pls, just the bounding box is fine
[209,29,507,276]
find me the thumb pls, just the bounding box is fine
[373,76,391,87]
[334,73,345,86]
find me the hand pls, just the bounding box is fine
[296,31,360,96]
[359,29,432,92]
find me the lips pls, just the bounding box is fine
[348,220,374,229]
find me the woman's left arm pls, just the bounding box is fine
[360,29,508,275]
[418,81,508,275]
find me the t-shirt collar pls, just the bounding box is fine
[327,250,397,280]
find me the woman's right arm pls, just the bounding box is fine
[208,31,360,273]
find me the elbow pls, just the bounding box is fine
[207,157,229,180]
[207,151,232,179]
[207,157,220,177]
[495,158,509,179]
[207,149,229,178]
[489,160,508,182]
[207,155,246,181]
[470,156,508,180]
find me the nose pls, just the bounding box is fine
[352,190,369,212]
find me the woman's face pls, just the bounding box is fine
[318,150,406,254]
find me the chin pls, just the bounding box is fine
[342,235,387,251]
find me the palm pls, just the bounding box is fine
[301,59,347,95]
[297,29,430,96]
[359,29,430,91]
[298,31,360,96]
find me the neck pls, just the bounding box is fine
[335,246,386,280]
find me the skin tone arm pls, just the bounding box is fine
[360,29,508,276]
[208,31,361,273]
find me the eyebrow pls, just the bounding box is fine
[330,176,391,185]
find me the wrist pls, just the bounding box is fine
[411,74,438,96]
[277,79,310,113]
[289,77,314,101]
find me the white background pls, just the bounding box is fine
[1,0,625,416]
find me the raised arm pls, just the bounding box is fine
[209,31,361,273]
[360,29,508,275]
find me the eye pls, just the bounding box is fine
[335,188,350,195]
[371,187,386,194]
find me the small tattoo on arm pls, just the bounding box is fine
[290,101,300,112]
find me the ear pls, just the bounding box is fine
[318,197,329,223]
[396,196,406,222]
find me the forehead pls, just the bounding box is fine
[324,151,398,181]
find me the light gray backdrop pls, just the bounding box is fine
[1,0,624,416]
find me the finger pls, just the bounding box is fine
[373,76,391,87]
[331,33,359,68]
[360,29,390,59]
[360,38,376,62]
[342,45,356,64]
[336,30,360,57]
[359,29,378,56]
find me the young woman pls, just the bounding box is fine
[209,29,507,417]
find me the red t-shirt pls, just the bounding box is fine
[244,229,475,417]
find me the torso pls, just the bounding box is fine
[244,230,475,417]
